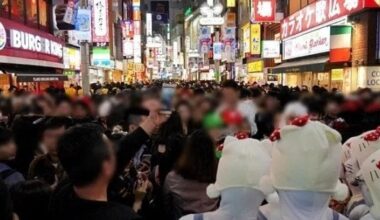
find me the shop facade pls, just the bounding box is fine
[274,0,380,92]
[0,17,65,92]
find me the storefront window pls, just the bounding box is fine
[39,0,48,30]
[11,0,25,23]
[0,0,10,18]
[26,0,38,27]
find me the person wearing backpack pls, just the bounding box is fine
[0,127,24,187]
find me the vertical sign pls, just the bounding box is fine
[92,0,109,43]
[146,13,152,36]
[199,26,211,54]
[133,0,141,63]
[251,0,276,22]
[242,23,250,55]
[250,24,261,55]
[213,42,223,60]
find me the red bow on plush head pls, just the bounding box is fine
[270,129,281,142]
[364,131,380,141]
[376,126,380,134]
[377,161,380,170]
[290,115,309,126]
[234,131,249,140]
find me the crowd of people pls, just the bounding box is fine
[0,80,380,220]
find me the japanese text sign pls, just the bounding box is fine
[251,0,276,22]
[281,0,379,39]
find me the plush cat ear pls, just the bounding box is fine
[206,184,221,199]
[332,180,349,201]
[321,122,342,144]
[224,136,238,145]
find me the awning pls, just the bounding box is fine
[16,74,68,82]
[272,56,329,74]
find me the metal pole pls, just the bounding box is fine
[80,0,90,95]
[215,27,220,82]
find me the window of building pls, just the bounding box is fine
[26,0,38,27]
[38,0,48,30]
[0,0,10,18]
[11,0,25,23]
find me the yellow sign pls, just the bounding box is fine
[127,62,134,70]
[242,23,250,54]
[250,24,261,55]
[331,69,344,81]
[227,0,236,7]
[247,60,263,73]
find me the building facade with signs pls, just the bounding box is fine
[273,0,380,92]
[0,1,66,92]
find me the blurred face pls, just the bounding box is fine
[207,128,223,143]
[56,102,72,116]
[42,126,66,155]
[326,102,340,116]
[0,140,16,160]
[72,105,88,119]
[265,97,280,112]
[222,88,239,107]
[177,104,191,123]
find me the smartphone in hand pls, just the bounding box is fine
[160,84,176,114]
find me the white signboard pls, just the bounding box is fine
[133,35,142,63]
[358,66,380,90]
[283,26,330,60]
[146,13,152,36]
[262,40,280,58]
[199,17,224,26]
[123,38,133,57]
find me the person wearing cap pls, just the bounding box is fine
[180,136,271,220]
[261,115,349,220]
[357,149,380,220]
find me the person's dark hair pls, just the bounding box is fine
[157,112,184,144]
[250,87,262,99]
[10,180,51,220]
[0,179,12,220]
[193,88,205,96]
[240,88,252,99]
[175,130,217,183]
[57,123,110,187]
[43,116,71,132]
[221,80,239,91]
[55,95,72,106]
[0,127,13,147]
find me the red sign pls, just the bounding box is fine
[281,0,380,39]
[251,0,276,22]
[0,17,63,65]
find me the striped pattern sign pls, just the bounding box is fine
[330,26,352,63]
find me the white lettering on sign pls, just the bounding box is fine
[283,26,330,60]
[257,1,273,17]
[10,29,62,58]
[281,0,364,39]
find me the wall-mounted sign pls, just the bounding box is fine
[358,66,380,89]
[92,0,109,43]
[91,47,111,68]
[123,38,133,57]
[330,25,352,63]
[283,26,330,60]
[146,13,152,36]
[200,17,224,26]
[0,18,64,67]
[63,47,81,70]
[274,33,282,63]
[250,24,261,55]
[281,0,379,39]
[242,23,250,55]
[213,42,223,60]
[262,40,280,58]
[226,12,236,27]
[251,0,276,22]
[133,35,142,63]
[247,60,263,73]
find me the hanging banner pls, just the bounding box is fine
[250,24,261,55]
[251,0,276,22]
[330,25,352,63]
[151,1,170,23]
[281,0,380,39]
[72,8,91,41]
[199,27,211,54]
[223,27,236,62]
[92,0,109,43]
[242,23,250,55]
[213,42,223,60]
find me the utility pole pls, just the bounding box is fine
[80,0,90,95]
